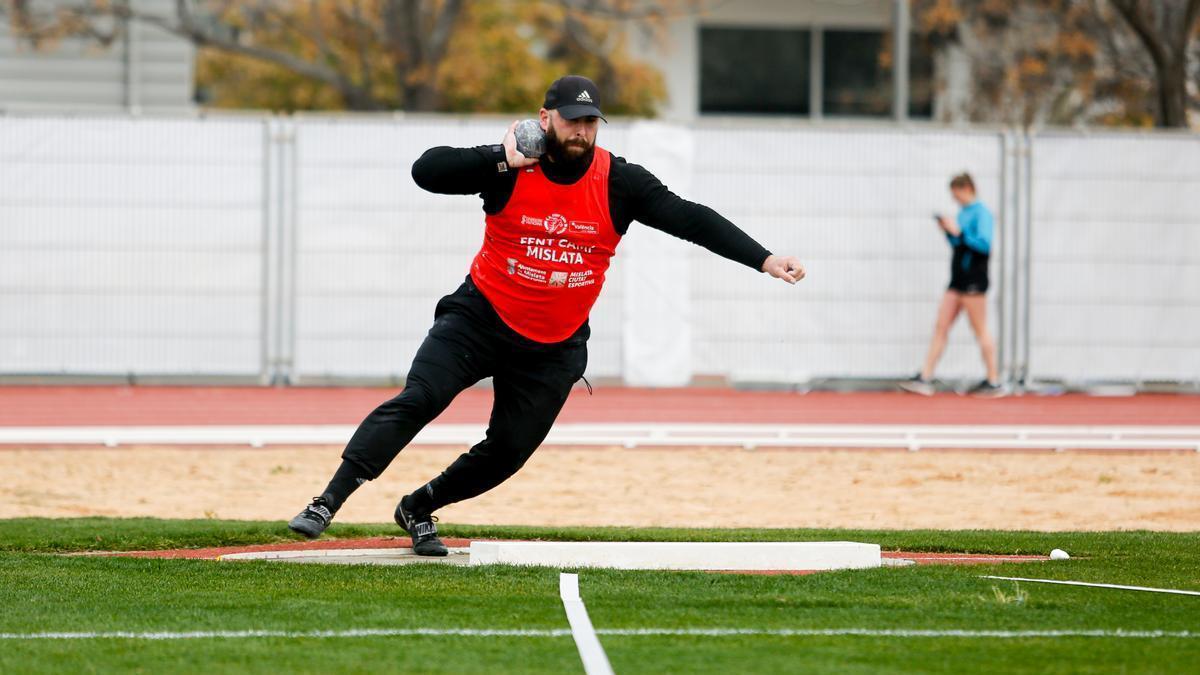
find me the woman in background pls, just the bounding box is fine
[901,173,1004,397]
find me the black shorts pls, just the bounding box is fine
[949,246,989,295]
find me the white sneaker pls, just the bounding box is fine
[969,380,1008,398]
[898,375,935,396]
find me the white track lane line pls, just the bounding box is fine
[982,576,1200,597]
[559,573,616,675]
[3,423,1197,451]
[0,628,1195,640]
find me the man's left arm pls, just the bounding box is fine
[618,160,804,284]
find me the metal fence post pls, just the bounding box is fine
[1020,130,1034,386]
[282,117,299,385]
[260,115,298,386]
[259,118,276,384]
[271,117,298,385]
[1006,130,1022,387]
[997,130,1008,382]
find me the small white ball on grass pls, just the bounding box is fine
[1050,548,1070,560]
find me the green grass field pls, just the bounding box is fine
[1,519,1197,674]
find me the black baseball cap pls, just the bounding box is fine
[543,75,607,122]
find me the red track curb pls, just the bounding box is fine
[2,386,1198,427]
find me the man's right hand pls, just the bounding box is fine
[503,121,540,169]
[762,255,806,284]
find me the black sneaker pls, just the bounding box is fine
[898,374,935,396]
[288,496,334,539]
[968,380,1007,398]
[394,495,448,557]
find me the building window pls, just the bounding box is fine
[822,30,891,117]
[699,27,810,115]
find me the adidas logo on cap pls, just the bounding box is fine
[542,76,606,120]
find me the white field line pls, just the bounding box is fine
[0,628,1196,641]
[0,423,1197,451]
[0,629,573,640]
[981,576,1200,597]
[915,556,1044,561]
[559,573,615,675]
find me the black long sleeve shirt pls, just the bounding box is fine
[411,144,772,271]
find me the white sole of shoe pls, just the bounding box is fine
[898,382,935,396]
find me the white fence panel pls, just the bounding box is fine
[0,116,265,375]
[688,124,1005,382]
[1,114,1196,387]
[1028,132,1200,383]
[291,117,630,381]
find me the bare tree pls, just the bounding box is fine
[912,0,1200,128]
[549,0,701,112]
[3,0,466,111]
[380,0,463,111]
[3,0,696,113]
[1109,0,1200,127]
[915,0,1112,127]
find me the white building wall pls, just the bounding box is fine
[0,0,193,112]
[625,0,892,122]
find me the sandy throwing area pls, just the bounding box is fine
[4,446,1199,531]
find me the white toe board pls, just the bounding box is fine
[468,541,880,571]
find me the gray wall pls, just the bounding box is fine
[0,0,193,112]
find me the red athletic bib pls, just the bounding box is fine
[470,149,620,343]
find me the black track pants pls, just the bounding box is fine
[340,278,588,511]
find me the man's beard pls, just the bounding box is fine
[544,125,594,168]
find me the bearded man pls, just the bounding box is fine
[288,75,805,555]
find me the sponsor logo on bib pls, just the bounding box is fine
[544,213,568,235]
[569,221,598,236]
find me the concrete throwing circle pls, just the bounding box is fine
[99,537,1051,573]
[218,547,470,566]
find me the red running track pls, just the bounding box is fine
[0,386,1197,427]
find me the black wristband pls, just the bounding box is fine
[488,144,508,174]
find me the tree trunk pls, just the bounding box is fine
[403,81,441,111]
[339,88,388,111]
[381,0,461,111]
[1158,59,1189,127]
[1110,0,1198,128]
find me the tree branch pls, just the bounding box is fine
[1088,0,1152,81]
[556,0,701,21]
[304,0,365,103]
[402,0,422,80]
[1110,0,1170,69]
[1179,0,1200,54]
[345,0,375,97]
[7,0,385,109]
[164,0,381,108]
[424,0,462,67]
